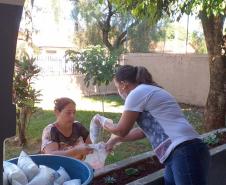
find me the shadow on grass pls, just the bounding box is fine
[83,94,124,107]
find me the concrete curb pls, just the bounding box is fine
[94,150,156,177]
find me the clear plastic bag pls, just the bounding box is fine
[98,115,114,127]
[87,115,113,169]
[89,114,113,144]
[89,114,102,144]
[84,142,108,169]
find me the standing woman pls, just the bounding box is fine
[41,97,93,160]
[104,65,210,185]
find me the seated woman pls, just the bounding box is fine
[41,97,93,160]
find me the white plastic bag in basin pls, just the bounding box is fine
[63,179,81,185]
[3,172,9,185]
[54,166,71,185]
[17,151,39,181]
[28,165,58,185]
[11,180,23,185]
[3,161,28,185]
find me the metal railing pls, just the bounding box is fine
[35,55,76,75]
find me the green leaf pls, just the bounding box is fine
[65,45,119,88]
[125,168,140,176]
[98,0,104,4]
[104,176,117,184]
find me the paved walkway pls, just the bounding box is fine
[33,75,123,113]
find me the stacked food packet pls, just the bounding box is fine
[3,151,81,185]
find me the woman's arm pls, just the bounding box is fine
[104,111,140,137]
[43,142,93,159]
[105,128,145,152]
[112,127,145,142]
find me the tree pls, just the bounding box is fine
[65,45,118,87]
[127,19,151,52]
[127,18,184,52]
[149,18,174,42]
[14,0,41,146]
[109,0,226,131]
[190,31,207,54]
[51,0,61,24]
[71,0,138,52]
[72,1,175,53]
[14,51,41,146]
[65,45,119,112]
[73,23,104,49]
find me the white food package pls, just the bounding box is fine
[84,142,108,169]
[11,180,22,185]
[54,166,71,185]
[17,151,39,181]
[3,161,28,185]
[90,114,113,144]
[27,165,58,185]
[3,172,9,185]
[63,179,81,185]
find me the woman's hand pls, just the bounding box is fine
[73,144,94,155]
[105,128,146,153]
[103,111,139,137]
[103,121,116,132]
[105,134,121,153]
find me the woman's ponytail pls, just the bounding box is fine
[115,65,160,87]
[136,66,151,85]
[135,66,159,86]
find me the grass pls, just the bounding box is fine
[5,95,204,165]
[82,94,124,107]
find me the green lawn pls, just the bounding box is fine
[5,95,204,165]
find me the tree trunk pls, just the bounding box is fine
[98,0,136,53]
[17,108,28,146]
[18,123,27,146]
[200,13,226,131]
[97,86,105,113]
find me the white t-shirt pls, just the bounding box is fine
[124,84,199,163]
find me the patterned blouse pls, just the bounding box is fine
[41,121,89,160]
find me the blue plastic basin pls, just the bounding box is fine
[8,154,93,185]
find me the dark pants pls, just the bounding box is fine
[164,139,210,185]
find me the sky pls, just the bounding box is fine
[32,0,75,47]
[179,15,202,32]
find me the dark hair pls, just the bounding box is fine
[54,97,75,112]
[115,65,159,86]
